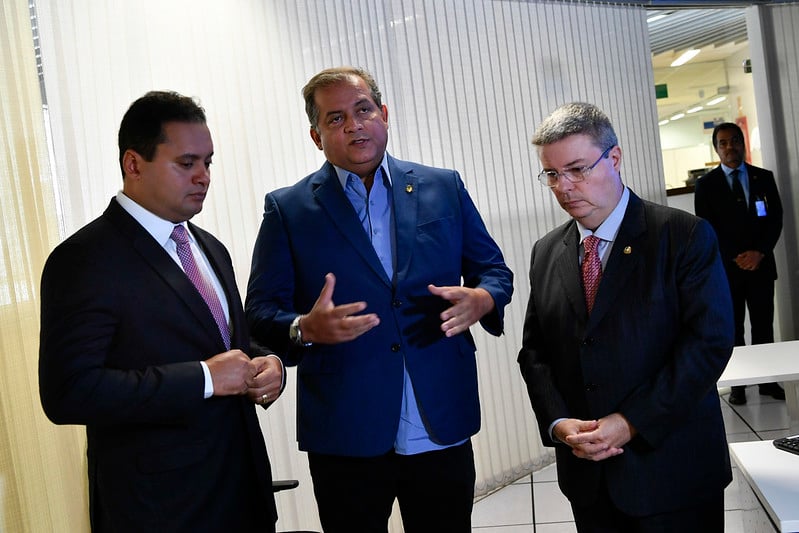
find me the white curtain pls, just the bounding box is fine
[0,0,89,531]
[24,0,659,530]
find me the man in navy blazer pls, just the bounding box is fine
[518,103,734,531]
[695,122,784,405]
[39,91,283,532]
[246,67,513,531]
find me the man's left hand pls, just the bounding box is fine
[428,285,494,337]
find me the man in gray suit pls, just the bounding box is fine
[518,102,734,531]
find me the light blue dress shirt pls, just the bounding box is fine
[334,155,462,455]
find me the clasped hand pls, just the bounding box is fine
[205,349,283,404]
[554,413,636,462]
[734,250,764,271]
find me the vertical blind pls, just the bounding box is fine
[3,0,664,530]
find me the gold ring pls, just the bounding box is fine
[261,393,269,403]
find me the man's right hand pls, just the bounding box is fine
[205,349,256,396]
[300,272,380,344]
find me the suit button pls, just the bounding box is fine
[391,343,401,352]
[585,383,598,392]
[583,337,594,346]
[392,299,402,308]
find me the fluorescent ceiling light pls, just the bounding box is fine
[670,113,685,120]
[706,96,727,106]
[647,14,667,23]
[658,119,670,126]
[686,106,703,114]
[670,49,700,67]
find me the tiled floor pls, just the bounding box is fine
[472,386,792,532]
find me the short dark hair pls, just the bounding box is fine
[711,122,744,149]
[118,91,206,177]
[302,66,382,131]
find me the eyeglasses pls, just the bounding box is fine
[537,145,615,187]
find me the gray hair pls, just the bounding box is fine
[532,102,617,151]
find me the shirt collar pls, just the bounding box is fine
[334,153,391,189]
[721,162,745,176]
[115,191,192,246]
[576,186,630,244]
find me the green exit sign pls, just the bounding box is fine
[655,84,668,99]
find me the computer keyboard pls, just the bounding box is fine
[772,436,799,456]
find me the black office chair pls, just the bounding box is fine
[273,479,319,533]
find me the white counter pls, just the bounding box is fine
[718,340,799,433]
[729,440,799,532]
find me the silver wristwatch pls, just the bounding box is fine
[289,315,312,347]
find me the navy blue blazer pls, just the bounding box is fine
[39,199,277,532]
[694,163,783,280]
[246,155,513,456]
[518,191,734,516]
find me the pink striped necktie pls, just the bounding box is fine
[170,225,231,349]
[582,234,602,313]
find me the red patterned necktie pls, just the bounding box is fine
[170,225,231,349]
[582,235,602,313]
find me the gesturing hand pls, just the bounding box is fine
[300,273,380,344]
[428,284,494,337]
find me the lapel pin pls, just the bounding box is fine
[623,246,632,255]
[405,184,413,193]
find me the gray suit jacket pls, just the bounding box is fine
[518,191,734,516]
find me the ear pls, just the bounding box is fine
[609,144,622,172]
[310,128,323,151]
[122,149,143,179]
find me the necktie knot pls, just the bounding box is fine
[584,234,600,254]
[171,224,189,245]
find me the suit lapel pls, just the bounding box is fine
[312,163,392,287]
[189,222,244,348]
[555,222,589,321]
[588,193,645,327]
[104,200,227,350]
[390,157,418,284]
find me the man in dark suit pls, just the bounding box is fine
[695,122,784,405]
[518,102,734,531]
[245,66,513,531]
[39,91,283,532]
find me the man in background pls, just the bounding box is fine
[246,66,513,531]
[39,91,283,532]
[518,102,733,531]
[695,121,784,405]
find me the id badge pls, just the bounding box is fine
[755,199,767,217]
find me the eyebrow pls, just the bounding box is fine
[544,156,588,170]
[177,152,213,160]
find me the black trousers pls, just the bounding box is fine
[308,441,475,533]
[570,478,724,533]
[728,268,776,394]
[728,267,775,347]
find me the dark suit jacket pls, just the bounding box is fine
[694,163,783,280]
[39,199,277,532]
[518,191,734,516]
[246,155,513,457]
